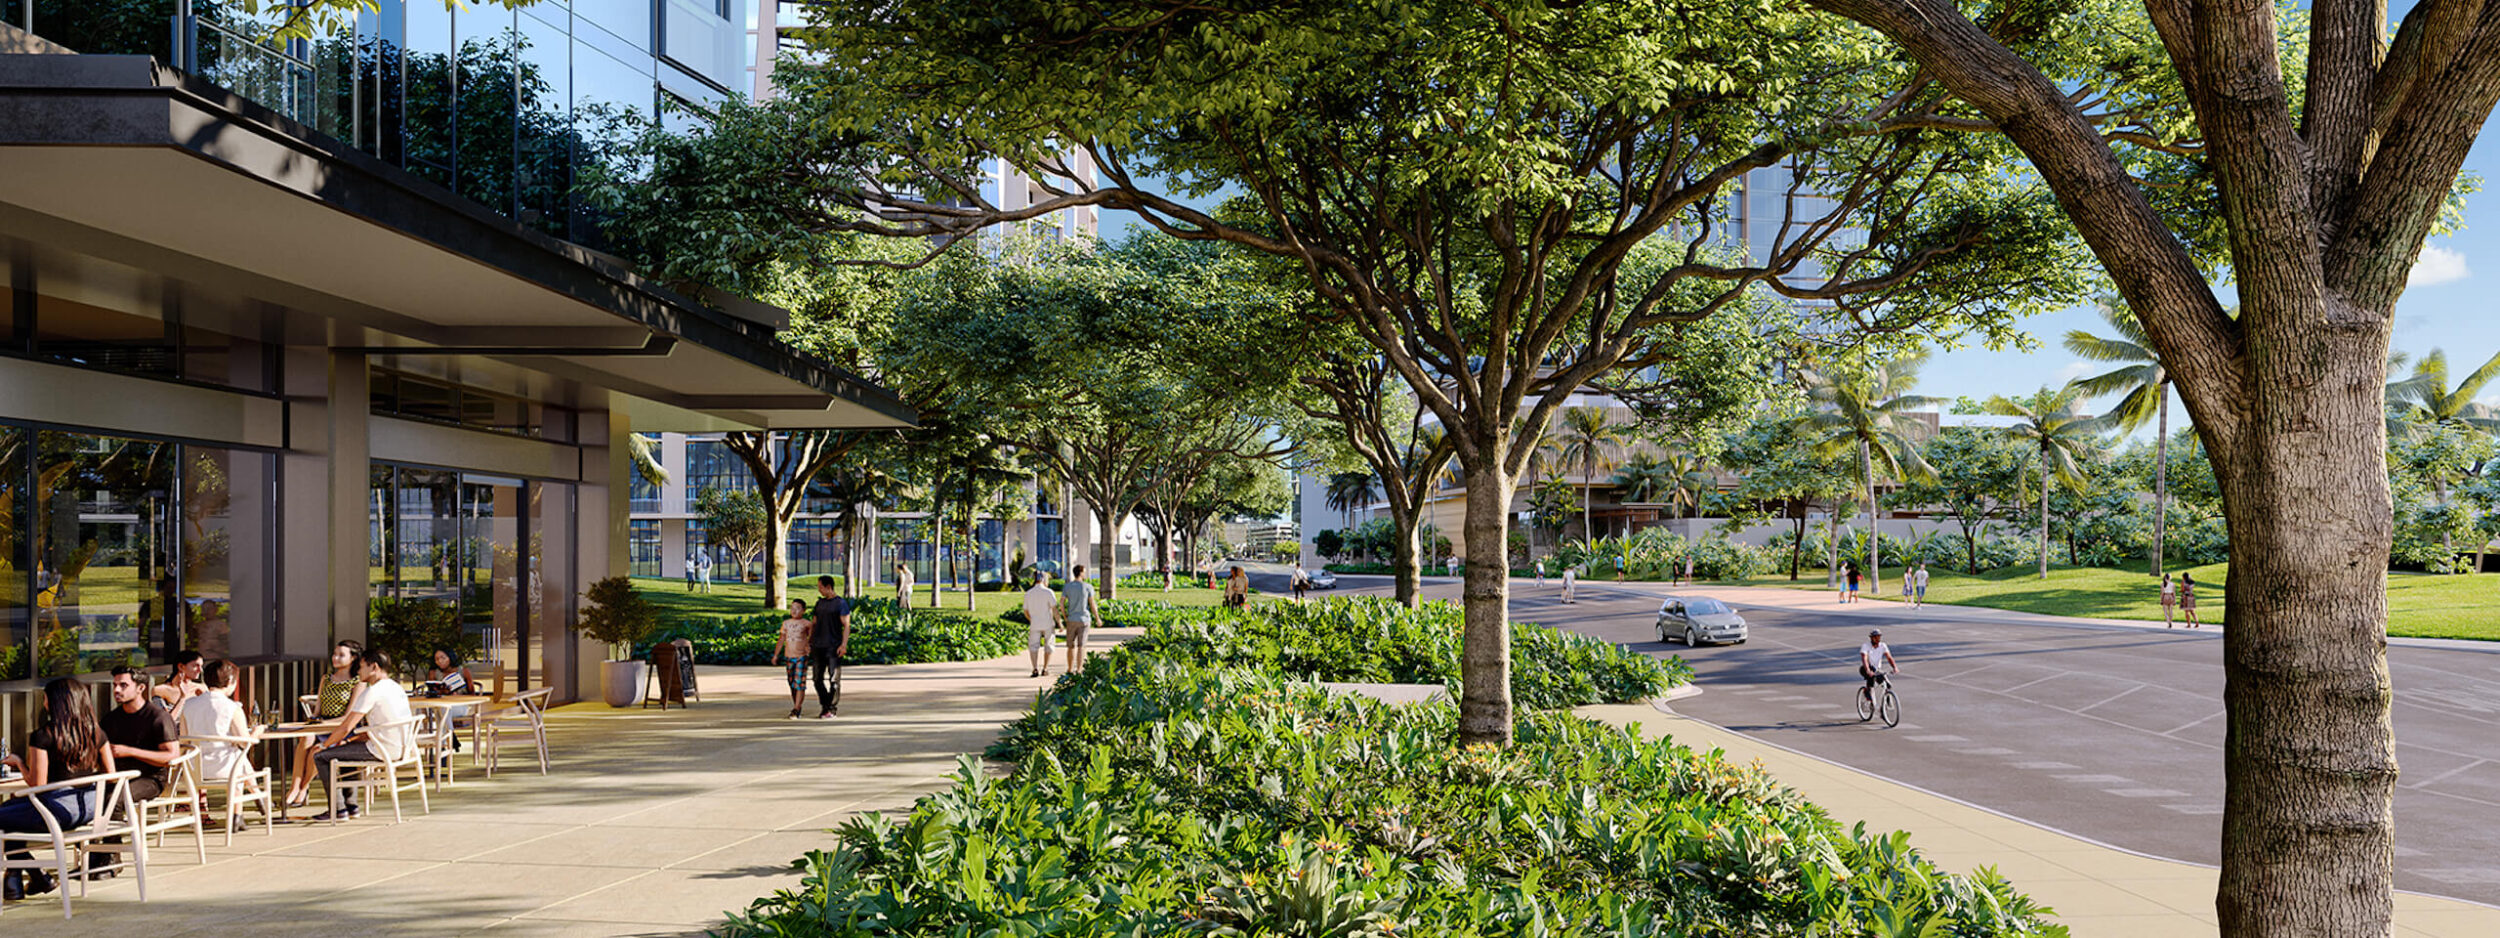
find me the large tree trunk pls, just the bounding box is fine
[2212,325,2397,938]
[1094,506,1119,600]
[2037,455,2050,579]
[2153,389,2169,577]
[1456,462,1517,745]
[1387,502,1423,607]
[1861,440,1881,595]
[763,510,789,611]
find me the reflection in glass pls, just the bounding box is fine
[403,0,456,186]
[530,482,572,693]
[182,447,275,660]
[35,431,174,677]
[0,428,25,680]
[456,12,519,214]
[1037,518,1065,574]
[515,14,571,239]
[628,519,661,577]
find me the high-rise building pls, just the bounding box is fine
[0,2,909,722]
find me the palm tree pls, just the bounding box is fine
[1986,385,2106,579]
[1553,407,1629,541]
[1798,352,1938,594]
[1323,471,1381,532]
[1611,452,1675,503]
[2384,348,2500,565]
[1662,452,1716,520]
[628,433,669,488]
[2066,301,2172,576]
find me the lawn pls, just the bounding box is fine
[629,574,1238,624]
[1732,563,2500,641]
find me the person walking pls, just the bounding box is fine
[1534,558,1547,587]
[695,550,714,594]
[1913,564,1930,608]
[1021,570,1059,678]
[2159,574,2176,627]
[1291,562,1310,601]
[1901,570,1914,604]
[1225,566,1249,607]
[777,599,811,719]
[1682,555,1696,587]
[895,562,915,611]
[1560,564,1578,604]
[808,575,851,718]
[1063,564,1100,672]
[2178,572,2200,628]
[1844,563,1860,603]
[683,548,698,592]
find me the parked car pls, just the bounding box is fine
[1656,596,1748,646]
[1308,570,1338,590]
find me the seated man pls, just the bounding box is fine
[104,666,182,804]
[307,650,417,821]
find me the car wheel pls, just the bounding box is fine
[1686,625,1701,647]
[1657,621,1671,643]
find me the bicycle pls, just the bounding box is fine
[1855,671,1900,728]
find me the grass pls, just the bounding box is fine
[629,574,1239,623]
[1729,562,2500,641]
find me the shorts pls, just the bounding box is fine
[1915,586,1926,597]
[1065,621,1091,645]
[1028,624,1056,652]
[782,656,806,693]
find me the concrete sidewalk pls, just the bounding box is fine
[0,640,1104,937]
[1583,702,2500,938]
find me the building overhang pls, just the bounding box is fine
[0,50,914,431]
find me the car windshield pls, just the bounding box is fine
[1684,599,1731,615]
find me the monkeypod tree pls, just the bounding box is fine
[1802,0,2500,930]
[737,1,2094,744]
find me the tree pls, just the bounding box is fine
[738,0,2092,747]
[1797,352,1938,593]
[2066,300,2175,576]
[1611,453,1676,505]
[1554,408,1632,543]
[1803,0,2500,926]
[1313,529,1345,562]
[694,487,768,585]
[1897,427,2027,573]
[1721,415,1855,580]
[1323,472,1380,531]
[1986,387,2105,579]
[2385,349,2500,564]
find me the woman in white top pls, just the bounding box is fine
[178,659,256,782]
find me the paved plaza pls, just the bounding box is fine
[0,647,1103,937]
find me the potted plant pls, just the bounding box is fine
[576,576,660,707]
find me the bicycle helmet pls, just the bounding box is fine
[1868,629,1883,638]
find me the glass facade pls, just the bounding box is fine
[0,424,275,681]
[1,235,282,394]
[1036,518,1065,574]
[369,464,572,692]
[370,370,557,437]
[13,1,746,248]
[790,517,840,577]
[628,518,661,576]
[685,439,752,496]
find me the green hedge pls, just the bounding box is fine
[723,639,2063,936]
[635,597,1023,666]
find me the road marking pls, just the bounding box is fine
[2159,711,2224,736]
[2075,684,2146,713]
[1906,734,1968,743]
[2104,788,2191,798]
[2413,869,2500,884]
[2054,774,2133,784]
[2163,804,2225,815]
[2404,759,2489,790]
[2009,761,2078,770]
[1953,747,2018,756]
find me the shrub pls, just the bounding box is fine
[576,575,661,652]
[638,597,1022,666]
[367,597,478,680]
[726,647,2064,937]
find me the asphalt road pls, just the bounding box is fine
[1263,566,2500,907]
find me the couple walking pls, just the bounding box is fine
[1021,565,1100,677]
[775,576,852,720]
[2159,572,2202,627]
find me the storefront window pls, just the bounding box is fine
[369,464,570,694]
[181,446,277,660]
[629,519,661,576]
[0,428,26,680]
[33,430,173,677]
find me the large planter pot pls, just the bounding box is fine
[602,658,645,708]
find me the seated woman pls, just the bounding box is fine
[426,649,475,696]
[150,650,207,708]
[285,641,363,809]
[2,678,117,901]
[178,659,258,784]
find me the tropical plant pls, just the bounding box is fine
[2384,348,2500,564]
[695,486,771,582]
[366,597,476,682]
[1797,351,1939,593]
[1611,451,1676,503]
[1323,471,1381,530]
[576,575,662,656]
[2066,299,2175,575]
[1554,407,1630,541]
[1985,385,2106,579]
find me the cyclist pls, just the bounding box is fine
[1859,629,1899,689]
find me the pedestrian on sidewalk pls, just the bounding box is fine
[1901,571,1914,603]
[1534,558,1546,587]
[684,548,698,592]
[1913,564,1930,608]
[1682,555,1695,587]
[2178,572,2199,628]
[1291,561,1310,601]
[1844,563,1860,603]
[2159,574,2176,627]
[1064,564,1100,672]
[895,562,915,610]
[1225,566,1249,607]
[1022,569,1059,678]
[809,575,850,719]
[1561,564,1578,603]
[696,551,714,594]
[778,599,811,719]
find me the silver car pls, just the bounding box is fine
[1656,596,1748,646]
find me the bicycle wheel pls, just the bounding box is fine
[1879,689,1900,727]
[1855,685,1875,722]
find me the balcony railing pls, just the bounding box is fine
[172,4,316,125]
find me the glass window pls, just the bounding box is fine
[573,0,652,53]
[629,518,661,577]
[33,286,176,379]
[394,373,461,424]
[685,440,753,495]
[791,518,840,576]
[34,430,174,677]
[629,461,661,514]
[0,427,25,680]
[661,0,738,91]
[513,12,572,239]
[1036,518,1064,574]
[403,0,456,185]
[181,446,276,660]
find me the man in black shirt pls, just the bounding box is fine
[809,575,851,720]
[103,666,181,802]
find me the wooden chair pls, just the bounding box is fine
[322,716,429,824]
[480,688,552,777]
[104,749,207,867]
[413,708,460,792]
[180,734,275,845]
[296,694,321,720]
[0,770,145,920]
